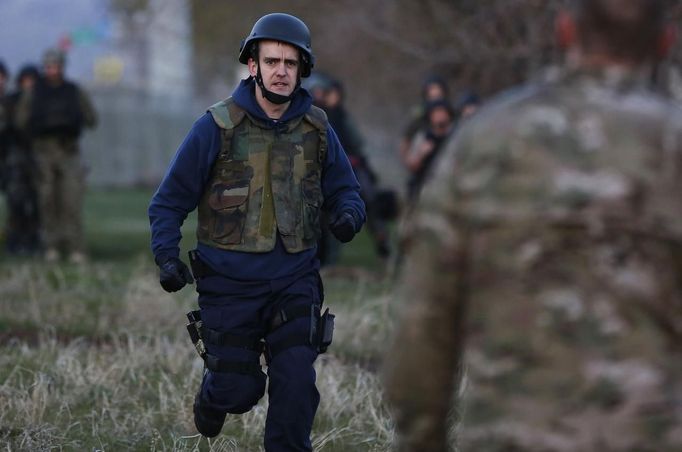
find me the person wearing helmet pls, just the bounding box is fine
[0,60,10,215]
[398,75,450,171]
[14,49,98,263]
[301,71,333,108]
[148,13,365,450]
[3,64,42,255]
[0,60,8,100]
[404,99,456,202]
[318,78,392,263]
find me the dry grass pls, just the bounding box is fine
[0,261,396,451]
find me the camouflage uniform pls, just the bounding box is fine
[384,66,682,452]
[16,82,97,255]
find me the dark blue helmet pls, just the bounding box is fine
[239,13,314,77]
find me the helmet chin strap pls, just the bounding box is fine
[255,66,301,105]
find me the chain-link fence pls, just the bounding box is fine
[81,86,201,187]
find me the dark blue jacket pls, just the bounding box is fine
[148,78,365,280]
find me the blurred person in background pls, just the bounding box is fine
[398,75,449,172]
[148,13,365,451]
[301,71,332,108]
[317,78,391,264]
[0,60,10,209]
[3,65,41,256]
[384,0,682,450]
[16,49,97,263]
[404,99,456,202]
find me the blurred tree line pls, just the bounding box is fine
[111,0,682,174]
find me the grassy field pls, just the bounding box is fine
[0,189,400,451]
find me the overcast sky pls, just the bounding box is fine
[0,0,110,83]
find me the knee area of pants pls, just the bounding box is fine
[209,370,267,414]
[268,347,318,388]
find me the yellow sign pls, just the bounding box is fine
[94,56,124,85]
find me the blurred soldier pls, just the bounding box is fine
[3,65,41,255]
[384,1,682,451]
[398,75,449,170]
[148,13,365,450]
[404,99,455,202]
[0,61,10,194]
[16,49,97,263]
[0,60,7,95]
[318,78,391,263]
[301,71,332,108]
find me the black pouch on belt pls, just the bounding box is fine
[316,307,335,354]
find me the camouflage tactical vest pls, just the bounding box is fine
[197,97,327,253]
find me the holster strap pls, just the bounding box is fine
[204,353,263,375]
[268,304,312,332]
[202,327,264,352]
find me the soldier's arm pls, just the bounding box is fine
[383,134,470,451]
[78,88,98,129]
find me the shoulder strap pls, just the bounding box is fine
[208,97,247,159]
[304,105,328,164]
[208,97,246,130]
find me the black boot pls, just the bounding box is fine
[193,390,227,438]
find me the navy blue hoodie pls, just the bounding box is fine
[148,78,365,280]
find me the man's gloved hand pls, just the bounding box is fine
[330,212,358,243]
[158,256,194,292]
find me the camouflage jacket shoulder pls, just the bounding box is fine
[390,65,682,451]
[427,65,682,240]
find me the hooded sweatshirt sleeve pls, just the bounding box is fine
[322,125,366,227]
[148,113,221,263]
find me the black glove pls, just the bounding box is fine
[158,256,194,292]
[330,212,358,243]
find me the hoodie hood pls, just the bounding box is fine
[231,77,313,125]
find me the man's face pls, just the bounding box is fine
[249,40,300,98]
[20,75,36,91]
[425,83,445,102]
[324,87,341,109]
[429,107,453,138]
[44,62,63,83]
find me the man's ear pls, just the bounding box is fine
[248,57,258,77]
[657,24,677,59]
[556,10,577,51]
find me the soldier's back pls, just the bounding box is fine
[418,67,682,451]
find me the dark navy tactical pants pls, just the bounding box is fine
[196,270,321,452]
